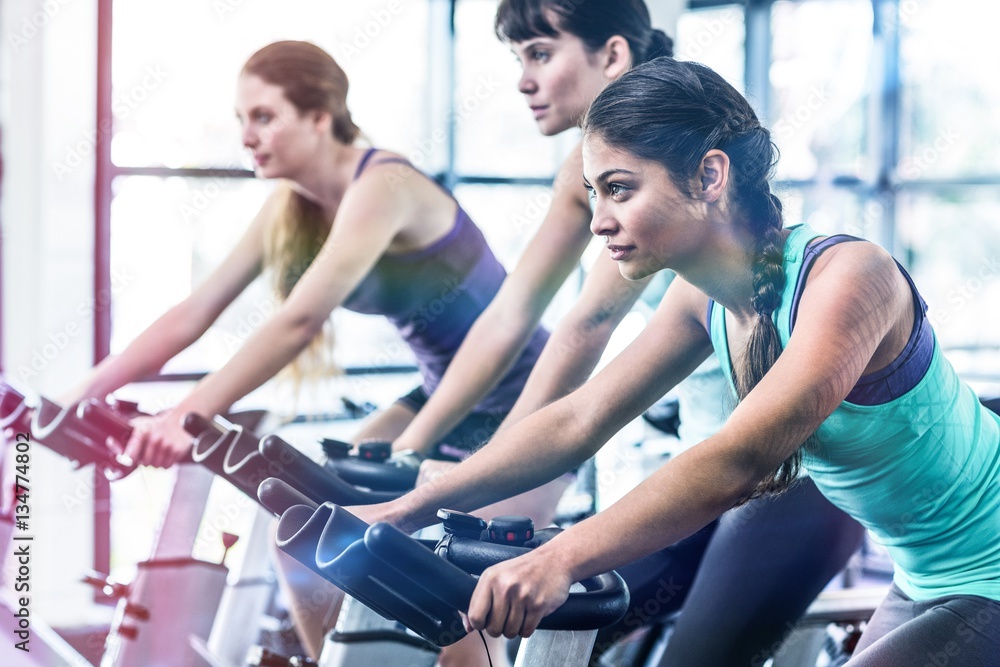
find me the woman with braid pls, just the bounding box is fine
[392,1,862,665]
[358,57,1000,665]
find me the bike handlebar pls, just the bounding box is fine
[268,500,630,647]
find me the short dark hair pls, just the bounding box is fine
[495,0,673,65]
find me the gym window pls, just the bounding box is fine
[88,0,1000,589]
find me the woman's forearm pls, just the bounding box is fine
[503,264,650,428]
[67,304,206,402]
[503,310,621,428]
[392,390,602,532]
[392,302,539,452]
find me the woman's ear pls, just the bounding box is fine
[602,35,633,80]
[312,109,333,134]
[694,149,730,203]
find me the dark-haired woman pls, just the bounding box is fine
[389,2,863,665]
[359,56,1000,666]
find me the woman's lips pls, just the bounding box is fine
[607,245,634,261]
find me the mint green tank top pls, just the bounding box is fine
[708,224,1000,601]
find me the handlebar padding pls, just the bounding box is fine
[324,457,417,492]
[363,522,631,635]
[259,435,402,506]
[257,477,319,515]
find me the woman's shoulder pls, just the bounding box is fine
[798,236,911,327]
[349,148,429,199]
[805,235,898,285]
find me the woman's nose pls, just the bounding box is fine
[518,70,537,95]
[589,205,618,237]
[241,125,258,148]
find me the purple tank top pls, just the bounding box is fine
[790,235,933,405]
[341,149,549,413]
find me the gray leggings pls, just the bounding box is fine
[849,583,1000,666]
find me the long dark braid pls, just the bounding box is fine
[584,58,802,498]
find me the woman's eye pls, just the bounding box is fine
[532,50,549,62]
[256,112,272,124]
[609,183,624,196]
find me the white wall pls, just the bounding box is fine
[1,0,109,628]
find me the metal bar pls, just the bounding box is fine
[452,175,555,187]
[111,166,254,179]
[0,126,5,373]
[93,0,115,590]
[744,0,772,122]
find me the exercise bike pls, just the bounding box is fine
[0,378,264,667]
[256,476,630,667]
[180,415,419,667]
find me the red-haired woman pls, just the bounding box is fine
[63,40,548,660]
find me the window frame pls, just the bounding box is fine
[90,0,1000,589]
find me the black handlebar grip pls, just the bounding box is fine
[77,400,197,466]
[0,381,26,420]
[76,400,133,446]
[0,381,31,434]
[30,398,137,478]
[324,456,418,492]
[257,477,319,515]
[183,412,222,438]
[259,435,402,506]
[407,525,632,632]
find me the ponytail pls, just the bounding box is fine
[263,184,338,386]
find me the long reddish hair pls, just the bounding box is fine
[243,41,362,382]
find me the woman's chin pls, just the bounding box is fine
[617,262,653,282]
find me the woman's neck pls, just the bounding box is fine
[678,223,782,323]
[288,142,361,214]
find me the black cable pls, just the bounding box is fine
[477,630,494,667]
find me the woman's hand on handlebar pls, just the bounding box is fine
[123,410,192,468]
[343,501,399,527]
[466,550,572,639]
